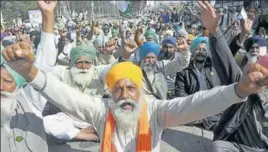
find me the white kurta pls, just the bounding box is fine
[30,70,244,151]
[22,31,57,118]
[43,65,108,140]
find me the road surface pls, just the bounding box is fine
[48,125,213,152]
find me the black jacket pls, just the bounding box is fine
[210,30,268,149]
[175,58,221,97]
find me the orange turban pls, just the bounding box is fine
[105,62,143,90]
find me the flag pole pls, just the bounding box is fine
[116,1,121,25]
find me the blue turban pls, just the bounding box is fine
[1,51,26,89]
[139,42,160,59]
[244,36,266,52]
[162,37,177,48]
[190,37,209,55]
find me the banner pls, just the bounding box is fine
[28,10,42,25]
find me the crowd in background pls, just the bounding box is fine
[1,1,268,152]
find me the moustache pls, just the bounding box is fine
[116,99,137,110]
[73,69,90,74]
[0,91,16,98]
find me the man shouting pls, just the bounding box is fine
[2,42,268,151]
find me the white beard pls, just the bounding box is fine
[1,91,17,125]
[140,61,156,72]
[70,67,95,88]
[246,53,258,63]
[140,61,156,82]
[110,98,141,132]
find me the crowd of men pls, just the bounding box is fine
[1,1,268,152]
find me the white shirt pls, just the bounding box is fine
[30,69,245,151]
[23,31,57,118]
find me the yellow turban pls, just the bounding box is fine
[105,62,143,90]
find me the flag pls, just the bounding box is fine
[117,1,132,17]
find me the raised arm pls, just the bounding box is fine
[86,21,94,41]
[162,51,191,76]
[196,1,242,85]
[22,1,58,116]
[34,1,57,72]
[228,18,253,56]
[134,28,144,47]
[162,37,191,76]
[156,84,243,128]
[30,70,106,124]
[209,31,242,85]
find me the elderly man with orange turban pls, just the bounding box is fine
[3,41,268,151]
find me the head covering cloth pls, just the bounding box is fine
[105,62,143,90]
[70,45,97,66]
[1,45,25,88]
[139,42,160,59]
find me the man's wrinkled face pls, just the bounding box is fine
[194,43,208,61]
[164,43,175,54]
[111,78,141,131]
[249,43,260,57]
[0,67,17,125]
[140,53,157,72]
[246,43,261,63]
[0,67,16,94]
[143,52,157,64]
[74,56,92,70]
[71,56,94,87]
[112,78,140,109]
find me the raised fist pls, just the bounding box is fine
[2,42,35,78]
[123,39,138,55]
[104,39,117,54]
[37,0,57,13]
[236,63,268,98]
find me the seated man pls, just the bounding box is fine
[159,36,188,98]
[43,45,108,142]
[1,55,48,152]
[236,36,267,69]
[120,39,190,101]
[2,42,267,151]
[195,1,268,151]
[175,37,221,130]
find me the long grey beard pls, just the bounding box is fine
[70,67,95,88]
[1,91,17,126]
[141,61,156,73]
[110,98,141,132]
[141,62,156,82]
[246,53,258,64]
